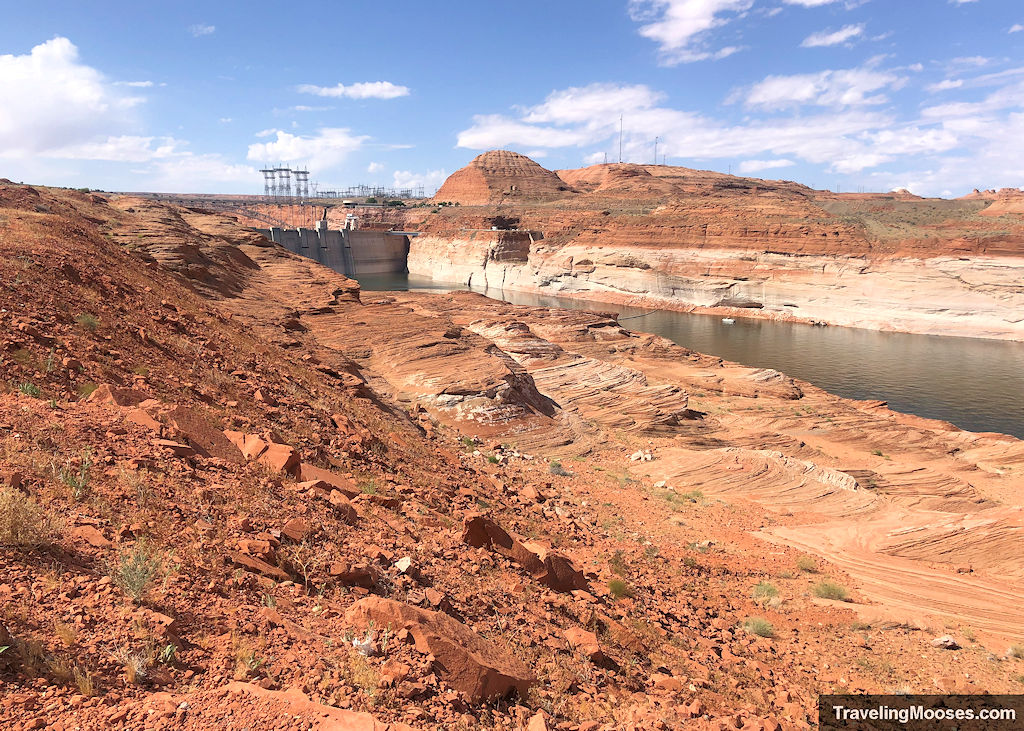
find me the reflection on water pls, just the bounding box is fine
[358,273,1024,438]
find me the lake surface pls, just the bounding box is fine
[357,273,1024,438]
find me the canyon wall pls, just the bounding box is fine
[408,235,1024,339]
[403,151,1024,341]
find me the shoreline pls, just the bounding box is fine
[408,268,1024,343]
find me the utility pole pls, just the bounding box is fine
[614,113,622,162]
[654,136,659,165]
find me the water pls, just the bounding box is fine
[359,274,1024,438]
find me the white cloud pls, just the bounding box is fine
[783,0,840,6]
[454,73,1000,191]
[142,154,256,193]
[0,37,144,159]
[246,128,369,168]
[254,128,279,138]
[189,24,215,37]
[114,80,154,88]
[949,56,990,68]
[367,162,384,173]
[801,23,864,47]
[41,135,180,162]
[949,0,978,4]
[1011,24,1024,34]
[742,65,902,108]
[738,159,795,174]
[926,79,963,92]
[392,168,447,193]
[219,117,232,123]
[296,81,409,100]
[628,0,753,64]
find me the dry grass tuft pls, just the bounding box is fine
[0,486,60,548]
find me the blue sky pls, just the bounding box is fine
[0,0,1021,196]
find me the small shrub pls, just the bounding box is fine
[11,348,35,367]
[358,478,377,495]
[813,580,849,601]
[74,665,96,696]
[57,450,92,501]
[752,581,778,603]
[609,549,630,577]
[1008,644,1024,659]
[487,454,500,464]
[796,555,818,573]
[110,540,164,602]
[47,655,75,684]
[608,578,634,599]
[76,313,100,331]
[77,382,98,399]
[284,540,328,590]
[0,486,58,548]
[55,622,77,648]
[744,617,775,638]
[118,648,149,685]
[549,460,572,477]
[17,381,41,398]
[232,635,266,680]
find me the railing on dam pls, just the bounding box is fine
[256,222,410,276]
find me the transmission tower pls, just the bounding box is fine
[260,167,277,198]
[275,167,292,198]
[294,168,310,199]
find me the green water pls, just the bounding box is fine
[356,273,1024,438]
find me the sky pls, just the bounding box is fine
[0,0,1021,197]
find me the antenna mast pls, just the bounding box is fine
[618,115,623,163]
[654,136,659,165]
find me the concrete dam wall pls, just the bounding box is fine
[258,223,409,276]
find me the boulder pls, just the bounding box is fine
[329,562,375,587]
[462,513,515,553]
[220,682,409,730]
[166,406,243,463]
[281,517,311,543]
[88,384,147,407]
[71,525,112,548]
[462,514,587,593]
[298,464,360,498]
[564,627,617,670]
[328,491,359,524]
[124,407,162,432]
[345,597,535,702]
[259,443,300,475]
[228,551,290,582]
[931,635,961,650]
[224,431,301,476]
[520,541,588,593]
[153,439,195,458]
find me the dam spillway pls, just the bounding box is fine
[257,221,410,276]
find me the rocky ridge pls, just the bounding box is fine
[392,152,1024,340]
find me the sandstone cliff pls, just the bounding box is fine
[402,153,1024,340]
[434,149,573,205]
